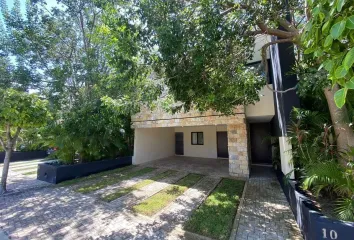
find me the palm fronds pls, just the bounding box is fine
[336,198,354,222]
[302,161,354,222]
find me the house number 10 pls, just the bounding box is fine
[322,228,338,239]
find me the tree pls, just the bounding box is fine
[100,0,354,156]
[0,0,43,91]
[44,95,133,164]
[301,0,354,154]
[0,89,49,194]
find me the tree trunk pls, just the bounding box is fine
[324,84,354,164]
[0,150,12,194]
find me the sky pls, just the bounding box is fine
[2,0,59,93]
[4,0,58,14]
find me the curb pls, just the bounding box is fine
[178,178,248,240]
[229,179,248,240]
[0,231,9,240]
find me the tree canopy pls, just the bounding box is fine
[0,88,49,193]
[302,0,354,108]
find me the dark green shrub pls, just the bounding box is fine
[288,108,354,222]
[45,98,133,164]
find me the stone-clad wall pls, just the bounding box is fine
[227,124,249,178]
[132,106,245,128]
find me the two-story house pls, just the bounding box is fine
[131,35,297,178]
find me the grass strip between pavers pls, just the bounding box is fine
[58,165,136,187]
[133,173,203,216]
[184,178,245,240]
[22,171,37,175]
[11,165,38,172]
[100,170,177,202]
[76,167,155,194]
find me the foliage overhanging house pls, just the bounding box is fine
[131,35,299,178]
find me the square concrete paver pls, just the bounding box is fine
[0,160,303,240]
[234,166,303,240]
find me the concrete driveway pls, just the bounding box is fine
[0,159,302,240]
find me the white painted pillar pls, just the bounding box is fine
[279,136,294,179]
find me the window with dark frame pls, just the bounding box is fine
[191,132,204,145]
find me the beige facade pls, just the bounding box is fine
[174,125,226,159]
[133,127,175,165]
[132,106,250,178]
[246,84,275,122]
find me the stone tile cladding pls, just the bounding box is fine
[131,106,245,128]
[131,106,249,178]
[227,123,249,178]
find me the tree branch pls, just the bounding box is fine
[277,18,298,33]
[244,30,264,36]
[11,127,21,150]
[5,124,11,142]
[266,84,297,93]
[261,38,297,94]
[221,7,236,16]
[221,3,299,40]
[221,3,250,15]
[13,127,21,141]
[0,136,5,150]
[257,22,297,39]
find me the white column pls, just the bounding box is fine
[279,136,294,179]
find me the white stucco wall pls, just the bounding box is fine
[133,127,175,165]
[279,136,295,179]
[174,125,226,159]
[245,84,275,122]
[248,35,271,63]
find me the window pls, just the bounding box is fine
[191,132,204,145]
[246,60,273,84]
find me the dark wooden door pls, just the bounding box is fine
[250,123,272,164]
[217,132,229,158]
[175,132,184,155]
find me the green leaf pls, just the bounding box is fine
[314,49,324,57]
[322,21,331,33]
[343,48,354,70]
[330,21,346,39]
[324,35,333,47]
[345,77,354,89]
[323,60,334,72]
[335,66,348,78]
[337,0,346,12]
[313,6,320,16]
[347,16,354,29]
[304,48,315,54]
[334,88,348,108]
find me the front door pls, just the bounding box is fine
[217,132,229,158]
[250,123,272,164]
[175,132,184,155]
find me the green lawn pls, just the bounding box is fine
[133,173,203,216]
[184,178,245,240]
[76,167,155,194]
[58,165,136,187]
[22,171,37,175]
[100,170,177,202]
